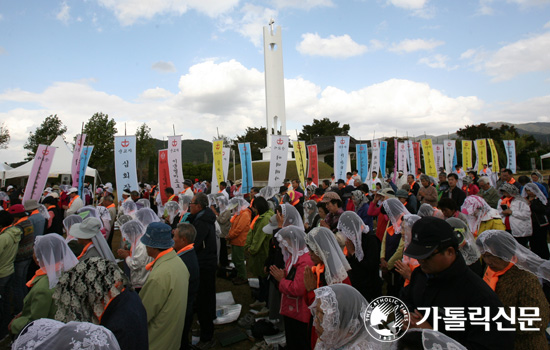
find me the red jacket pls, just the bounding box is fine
[367,201,388,242]
[278,254,314,323]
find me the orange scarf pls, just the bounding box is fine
[508,177,516,185]
[26,268,47,288]
[106,203,115,209]
[30,209,40,216]
[177,243,194,255]
[311,264,325,289]
[250,215,259,230]
[68,195,80,208]
[77,242,94,260]
[230,214,238,223]
[167,194,176,202]
[387,225,395,236]
[500,197,513,207]
[145,248,174,271]
[343,247,348,256]
[483,261,515,291]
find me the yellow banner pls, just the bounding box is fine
[421,139,437,177]
[476,139,488,171]
[487,139,499,172]
[213,140,224,185]
[462,140,473,170]
[293,141,307,187]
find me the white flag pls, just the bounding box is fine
[268,135,289,188]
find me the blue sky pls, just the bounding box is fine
[0,0,549,164]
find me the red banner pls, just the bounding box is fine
[307,145,319,186]
[158,149,170,205]
[413,142,421,170]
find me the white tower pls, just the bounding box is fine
[261,19,288,161]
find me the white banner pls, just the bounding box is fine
[71,134,86,187]
[114,136,139,202]
[433,144,444,173]
[168,136,185,194]
[504,140,517,173]
[406,140,415,173]
[443,139,456,174]
[268,135,289,188]
[334,136,350,182]
[369,139,380,180]
[398,142,408,175]
[223,147,230,181]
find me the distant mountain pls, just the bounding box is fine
[153,138,213,164]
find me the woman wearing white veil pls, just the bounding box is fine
[134,208,160,228]
[120,200,137,219]
[117,220,153,291]
[497,183,532,247]
[522,183,550,259]
[303,200,320,233]
[9,234,78,335]
[163,201,182,227]
[337,211,382,302]
[394,329,466,350]
[476,230,550,350]
[461,195,505,238]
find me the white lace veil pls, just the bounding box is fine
[275,225,309,270]
[522,183,548,205]
[337,211,369,262]
[136,198,150,209]
[34,234,79,288]
[135,208,160,227]
[402,215,422,268]
[207,194,218,207]
[446,217,481,266]
[121,220,146,256]
[383,198,410,234]
[121,200,137,218]
[37,204,50,220]
[228,198,249,214]
[392,329,466,350]
[259,186,277,200]
[76,206,105,228]
[116,214,133,227]
[310,284,380,350]
[91,231,116,262]
[281,203,304,228]
[351,190,369,212]
[304,200,319,225]
[215,195,228,213]
[13,319,121,350]
[461,195,500,236]
[476,229,550,281]
[305,227,351,285]
[179,196,192,214]
[164,201,181,223]
[63,215,82,241]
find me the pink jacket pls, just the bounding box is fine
[278,253,314,323]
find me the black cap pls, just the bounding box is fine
[279,185,288,194]
[404,217,457,260]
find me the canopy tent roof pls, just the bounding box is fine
[541,152,550,160]
[4,136,97,180]
[0,163,12,172]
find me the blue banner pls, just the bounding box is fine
[78,145,94,198]
[453,146,458,169]
[356,144,369,183]
[379,141,388,178]
[238,142,253,194]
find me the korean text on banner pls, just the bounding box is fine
[380,141,388,178]
[23,145,57,202]
[71,134,86,187]
[488,139,500,172]
[268,135,289,188]
[398,143,408,175]
[238,143,254,194]
[307,145,319,186]
[213,140,224,186]
[293,141,307,188]
[77,146,93,198]
[158,150,170,204]
[114,136,139,203]
[222,148,230,181]
[356,144,369,183]
[413,142,421,171]
[443,140,456,174]
[421,139,437,177]
[369,139,380,181]
[334,136,350,182]
[504,140,516,173]
[462,140,473,170]
[476,139,488,171]
[433,144,444,173]
[406,140,415,173]
[167,136,185,194]
[393,139,398,182]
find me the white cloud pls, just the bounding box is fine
[389,38,444,53]
[508,0,550,6]
[296,33,367,58]
[222,4,278,47]
[96,0,239,26]
[139,87,175,100]
[545,21,550,28]
[0,14,4,21]
[56,2,71,24]
[477,0,495,15]
[463,32,550,81]
[387,0,428,10]
[272,0,334,10]
[0,47,6,55]
[151,61,176,73]
[418,54,456,69]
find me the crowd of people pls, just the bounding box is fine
[1,165,550,350]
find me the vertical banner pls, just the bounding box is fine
[372,140,381,176]
[487,139,500,172]
[77,146,93,198]
[476,139,488,171]
[443,140,456,174]
[307,145,319,186]
[406,140,415,173]
[413,142,421,171]
[398,142,408,174]
[334,136,350,182]
[293,141,307,187]
[379,141,388,178]
[114,136,139,202]
[421,139,437,177]
[238,143,253,194]
[356,144,369,183]
[23,145,57,202]
[158,150,170,204]
[71,134,86,187]
[167,136,185,193]
[213,140,224,186]
[222,147,230,181]
[433,144,444,173]
[503,140,516,173]
[462,140,473,170]
[393,139,398,182]
[268,135,289,188]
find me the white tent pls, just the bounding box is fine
[4,135,97,181]
[1,162,12,186]
[540,152,550,170]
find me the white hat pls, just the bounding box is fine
[68,187,78,194]
[7,185,13,191]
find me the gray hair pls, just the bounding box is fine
[194,193,209,209]
[478,177,490,185]
[420,174,431,183]
[175,223,197,242]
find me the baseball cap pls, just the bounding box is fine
[320,191,341,203]
[395,189,409,199]
[378,188,395,199]
[68,187,78,194]
[404,217,457,260]
[8,204,26,215]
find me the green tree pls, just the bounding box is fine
[83,113,117,180]
[235,127,267,161]
[0,122,9,149]
[298,118,350,141]
[23,115,67,160]
[136,123,155,182]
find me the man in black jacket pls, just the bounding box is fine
[443,173,466,208]
[188,193,217,349]
[401,217,514,350]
